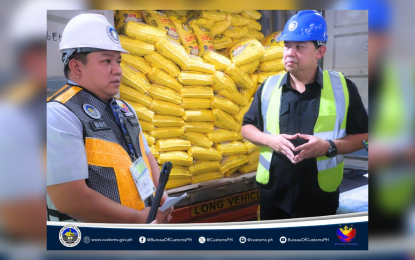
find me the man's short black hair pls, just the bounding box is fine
[63,52,91,79]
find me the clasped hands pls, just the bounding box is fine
[266,133,330,164]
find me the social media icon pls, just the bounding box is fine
[139,236,146,244]
[199,236,206,244]
[239,236,246,244]
[280,236,287,244]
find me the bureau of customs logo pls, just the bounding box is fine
[59,225,81,247]
[337,224,356,243]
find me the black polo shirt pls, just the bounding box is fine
[242,66,368,217]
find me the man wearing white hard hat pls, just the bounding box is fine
[242,11,368,219]
[47,13,172,223]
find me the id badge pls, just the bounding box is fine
[129,157,156,201]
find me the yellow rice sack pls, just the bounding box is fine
[259,59,285,72]
[224,63,254,89]
[233,104,250,123]
[211,71,236,93]
[220,155,248,175]
[211,19,232,36]
[260,45,284,62]
[246,19,262,31]
[203,51,232,71]
[181,98,211,109]
[191,171,223,184]
[258,70,285,83]
[120,63,151,94]
[192,11,227,22]
[178,71,213,86]
[161,10,182,20]
[184,122,214,133]
[121,54,151,74]
[115,11,144,32]
[189,161,221,175]
[244,140,259,154]
[189,21,214,56]
[170,166,191,177]
[239,59,260,74]
[212,108,240,131]
[236,131,244,140]
[188,147,222,161]
[226,14,249,26]
[170,16,199,56]
[247,150,260,166]
[182,110,213,122]
[223,165,240,177]
[215,141,247,156]
[147,67,183,92]
[155,38,190,70]
[150,127,185,139]
[217,89,249,106]
[123,21,166,44]
[144,52,180,77]
[119,35,154,56]
[241,74,258,99]
[211,96,239,115]
[213,35,233,50]
[181,86,213,98]
[261,31,284,47]
[148,84,182,105]
[188,55,215,74]
[156,138,191,152]
[138,120,154,131]
[149,145,158,157]
[150,99,184,117]
[241,10,262,20]
[182,132,213,148]
[238,160,259,174]
[187,14,215,27]
[223,26,248,38]
[119,84,152,107]
[175,10,189,16]
[230,38,265,66]
[152,115,184,127]
[142,131,155,146]
[216,48,231,59]
[158,151,193,166]
[166,177,191,190]
[245,29,264,41]
[129,102,154,122]
[251,73,259,86]
[142,10,181,44]
[207,129,239,143]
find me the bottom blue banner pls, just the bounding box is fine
[47,218,368,250]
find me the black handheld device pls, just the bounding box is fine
[146,161,172,224]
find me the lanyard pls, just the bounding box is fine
[110,100,137,159]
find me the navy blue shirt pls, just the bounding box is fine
[242,66,368,217]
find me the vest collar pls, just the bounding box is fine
[67,79,116,105]
[279,66,324,89]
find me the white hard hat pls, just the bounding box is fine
[59,13,128,65]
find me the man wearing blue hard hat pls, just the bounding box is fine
[242,10,368,220]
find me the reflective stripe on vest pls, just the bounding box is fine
[256,70,349,192]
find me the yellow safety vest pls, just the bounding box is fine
[256,70,349,192]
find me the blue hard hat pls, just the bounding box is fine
[278,10,328,43]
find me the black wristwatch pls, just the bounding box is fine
[325,140,338,157]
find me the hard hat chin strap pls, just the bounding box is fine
[62,47,105,66]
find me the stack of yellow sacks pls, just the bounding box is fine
[115,10,286,190]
